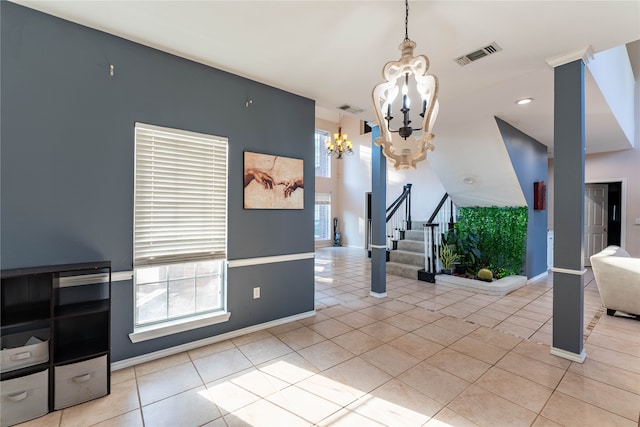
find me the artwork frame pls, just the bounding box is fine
[533,181,546,211]
[243,151,304,209]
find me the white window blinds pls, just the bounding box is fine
[315,193,331,205]
[134,123,228,267]
[314,130,331,178]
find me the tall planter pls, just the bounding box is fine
[457,206,528,276]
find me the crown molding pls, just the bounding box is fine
[545,45,594,68]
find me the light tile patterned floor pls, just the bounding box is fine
[20,247,640,426]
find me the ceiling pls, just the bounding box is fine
[13,1,640,155]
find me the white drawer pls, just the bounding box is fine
[1,330,49,373]
[0,369,49,427]
[54,355,107,410]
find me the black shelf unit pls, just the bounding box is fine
[1,261,111,426]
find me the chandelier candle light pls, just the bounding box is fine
[326,126,353,159]
[372,0,439,169]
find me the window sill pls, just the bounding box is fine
[129,311,231,343]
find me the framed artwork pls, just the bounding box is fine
[243,151,304,209]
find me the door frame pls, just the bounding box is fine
[585,177,627,250]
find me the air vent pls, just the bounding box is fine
[455,42,502,66]
[338,104,365,115]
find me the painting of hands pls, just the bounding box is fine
[243,152,304,209]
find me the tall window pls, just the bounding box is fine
[315,129,331,178]
[315,193,331,241]
[134,123,228,327]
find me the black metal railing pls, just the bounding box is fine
[427,192,448,224]
[386,184,412,250]
[423,193,457,277]
[386,184,412,226]
[367,184,412,256]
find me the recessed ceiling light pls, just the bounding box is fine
[515,97,534,105]
[463,177,475,185]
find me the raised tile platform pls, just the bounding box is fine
[435,274,528,296]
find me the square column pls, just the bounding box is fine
[370,126,387,297]
[547,48,593,363]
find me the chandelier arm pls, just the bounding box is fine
[423,77,440,133]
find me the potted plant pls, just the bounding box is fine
[444,224,482,274]
[440,244,460,274]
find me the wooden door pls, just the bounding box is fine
[584,184,608,266]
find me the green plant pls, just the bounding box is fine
[490,266,509,279]
[456,206,528,276]
[440,244,460,270]
[443,223,482,272]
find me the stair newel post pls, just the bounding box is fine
[433,223,443,272]
[418,193,457,282]
[418,223,438,283]
[406,184,412,230]
[430,225,437,274]
[392,214,399,250]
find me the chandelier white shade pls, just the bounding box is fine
[371,1,439,169]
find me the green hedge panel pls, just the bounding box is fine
[457,206,528,276]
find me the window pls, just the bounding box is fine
[134,123,227,328]
[315,129,331,178]
[315,193,331,241]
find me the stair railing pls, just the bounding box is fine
[367,184,412,257]
[423,193,457,277]
[385,184,412,250]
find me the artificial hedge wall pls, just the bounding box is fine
[457,206,528,277]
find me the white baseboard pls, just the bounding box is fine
[111,310,316,371]
[550,346,586,363]
[527,271,549,283]
[369,291,387,298]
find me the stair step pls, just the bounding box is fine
[386,262,421,280]
[403,229,424,241]
[409,221,427,230]
[389,250,424,267]
[397,239,424,253]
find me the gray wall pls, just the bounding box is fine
[1,3,315,361]
[496,118,549,278]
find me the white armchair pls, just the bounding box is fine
[590,246,640,319]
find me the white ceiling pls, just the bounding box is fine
[13,0,640,154]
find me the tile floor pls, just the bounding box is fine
[20,247,640,426]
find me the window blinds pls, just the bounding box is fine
[134,123,228,267]
[314,130,330,178]
[315,193,331,205]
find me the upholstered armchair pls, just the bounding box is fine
[590,246,640,319]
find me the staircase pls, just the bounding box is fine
[386,223,426,279]
[368,185,457,280]
[386,193,458,280]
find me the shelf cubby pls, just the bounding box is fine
[1,262,111,426]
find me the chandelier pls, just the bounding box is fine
[371,0,439,169]
[326,126,353,159]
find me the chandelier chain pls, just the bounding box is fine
[404,0,410,41]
